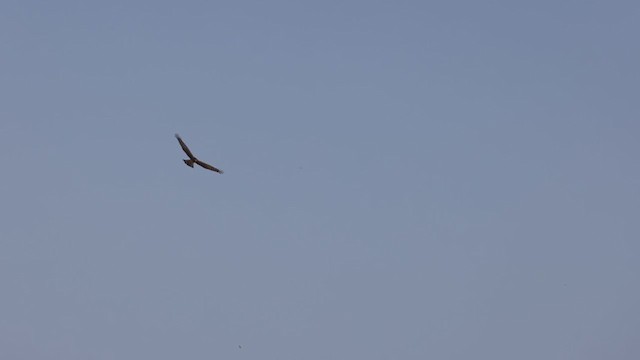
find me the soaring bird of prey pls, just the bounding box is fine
[175,133,224,174]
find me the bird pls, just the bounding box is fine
[175,133,224,174]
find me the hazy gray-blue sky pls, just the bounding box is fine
[1,1,639,359]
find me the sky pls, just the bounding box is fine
[1,0,639,359]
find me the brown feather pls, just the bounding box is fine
[175,133,196,160]
[195,159,224,174]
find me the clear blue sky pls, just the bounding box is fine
[1,1,639,359]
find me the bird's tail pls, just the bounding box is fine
[183,159,195,168]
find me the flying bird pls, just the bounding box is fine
[175,133,224,174]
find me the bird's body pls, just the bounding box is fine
[175,134,224,174]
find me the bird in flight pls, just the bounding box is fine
[175,133,224,174]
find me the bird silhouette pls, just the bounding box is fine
[175,133,224,174]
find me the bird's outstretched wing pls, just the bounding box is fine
[195,159,224,174]
[175,133,196,161]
